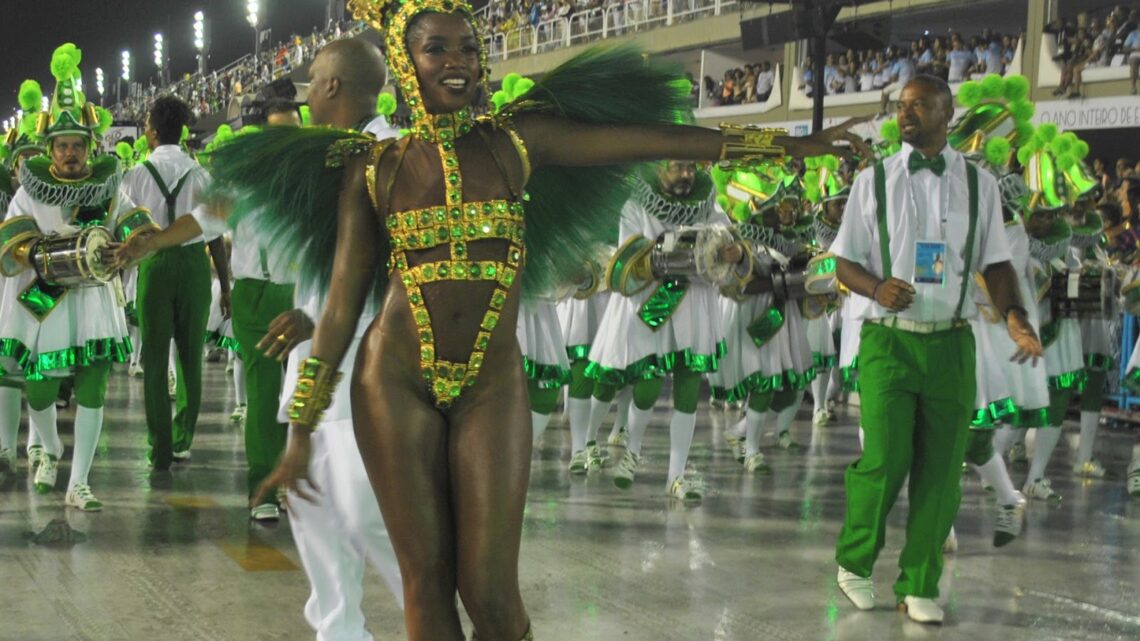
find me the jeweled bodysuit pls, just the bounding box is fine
[373,110,529,408]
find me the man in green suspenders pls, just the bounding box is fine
[829,76,1043,623]
[121,97,230,471]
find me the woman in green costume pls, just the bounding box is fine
[206,0,863,638]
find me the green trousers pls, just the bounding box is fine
[231,278,295,502]
[835,323,975,600]
[138,243,211,468]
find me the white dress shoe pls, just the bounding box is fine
[837,567,875,611]
[901,596,944,624]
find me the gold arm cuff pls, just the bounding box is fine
[718,124,788,169]
[287,357,343,431]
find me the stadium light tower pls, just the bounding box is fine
[95,67,105,105]
[246,1,261,58]
[154,33,167,85]
[119,50,131,104]
[194,10,208,74]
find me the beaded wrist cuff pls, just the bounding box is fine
[287,357,343,431]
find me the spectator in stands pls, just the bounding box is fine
[1125,20,1140,94]
[983,36,1005,75]
[742,65,757,103]
[1093,158,1111,192]
[721,69,736,105]
[879,48,916,115]
[801,54,815,97]
[859,60,875,92]
[947,38,975,82]
[1114,158,1133,190]
[824,54,839,95]
[756,61,774,103]
[1056,29,1093,98]
[1002,34,1017,66]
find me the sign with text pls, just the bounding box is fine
[1034,96,1140,131]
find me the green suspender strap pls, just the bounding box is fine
[875,160,979,321]
[874,161,891,280]
[954,162,980,320]
[141,161,192,226]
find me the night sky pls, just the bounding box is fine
[2,0,336,122]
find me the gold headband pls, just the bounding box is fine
[349,0,491,141]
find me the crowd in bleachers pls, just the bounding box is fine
[111,18,363,124]
[1047,4,1140,97]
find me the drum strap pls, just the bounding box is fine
[141,161,193,227]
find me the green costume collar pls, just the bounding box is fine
[633,170,715,226]
[18,155,121,208]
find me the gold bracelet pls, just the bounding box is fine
[287,357,343,431]
[718,124,788,169]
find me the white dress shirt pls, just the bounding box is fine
[120,144,215,245]
[831,142,1010,323]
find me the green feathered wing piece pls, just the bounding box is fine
[497,45,693,294]
[204,126,381,297]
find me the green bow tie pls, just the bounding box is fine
[907,151,946,177]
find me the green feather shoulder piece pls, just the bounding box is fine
[205,125,387,296]
[495,45,694,294]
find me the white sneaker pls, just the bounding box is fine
[172,450,191,462]
[568,448,589,475]
[1127,463,1140,499]
[27,444,45,471]
[812,409,830,426]
[777,431,804,451]
[250,503,280,522]
[668,474,703,503]
[66,483,104,512]
[607,425,629,448]
[744,452,771,473]
[230,404,247,424]
[837,567,875,611]
[34,455,58,494]
[1007,441,1028,465]
[0,447,15,479]
[1073,459,1107,478]
[725,433,746,463]
[612,450,640,489]
[1023,477,1062,502]
[901,596,944,624]
[128,363,144,378]
[993,493,1026,548]
[942,527,958,554]
[585,441,606,471]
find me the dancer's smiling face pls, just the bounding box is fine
[407,12,482,114]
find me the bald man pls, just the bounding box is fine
[260,37,406,641]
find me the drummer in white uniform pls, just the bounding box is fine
[0,44,158,510]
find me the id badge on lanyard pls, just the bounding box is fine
[913,240,947,286]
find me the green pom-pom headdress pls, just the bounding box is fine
[39,43,102,143]
[115,141,134,167]
[802,155,847,207]
[949,74,1036,165]
[3,79,47,169]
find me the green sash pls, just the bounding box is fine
[746,300,785,348]
[638,277,688,330]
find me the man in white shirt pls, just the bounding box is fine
[946,40,975,82]
[879,51,916,115]
[120,96,230,471]
[755,61,774,102]
[830,76,1042,624]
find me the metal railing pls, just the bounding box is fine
[483,0,739,61]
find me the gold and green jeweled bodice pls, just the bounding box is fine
[380,110,528,408]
